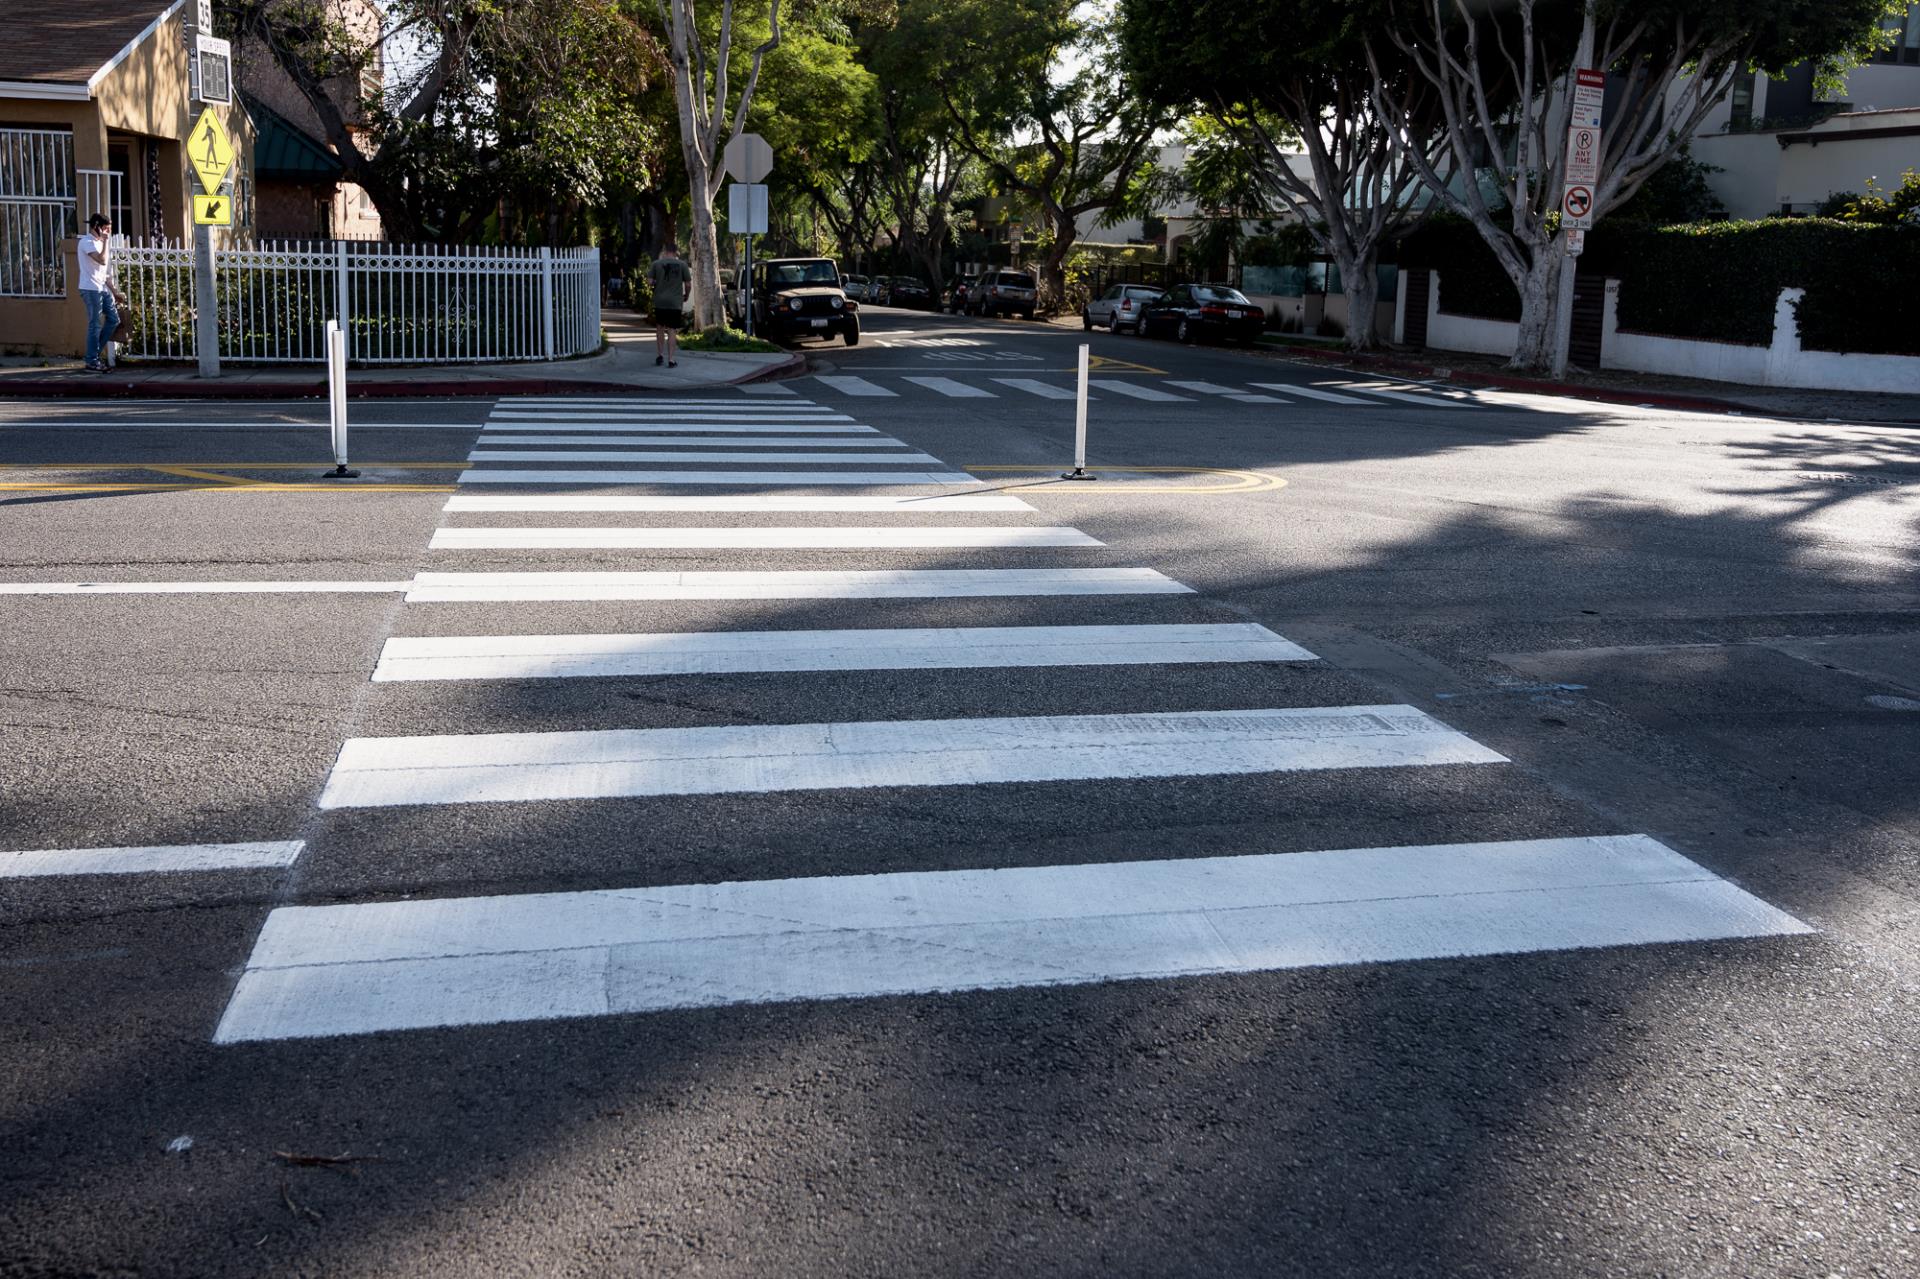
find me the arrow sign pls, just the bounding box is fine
[187,108,234,196]
[192,193,230,226]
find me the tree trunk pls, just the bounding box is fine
[1041,211,1077,312]
[1507,244,1565,372]
[1339,252,1380,352]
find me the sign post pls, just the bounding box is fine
[722,133,772,334]
[185,35,235,378]
[322,319,358,479]
[1060,343,1097,480]
[1550,30,1604,377]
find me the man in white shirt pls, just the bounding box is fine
[79,213,126,372]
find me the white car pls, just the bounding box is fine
[1083,283,1163,334]
[843,273,872,302]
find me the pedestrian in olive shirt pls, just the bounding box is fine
[648,245,691,367]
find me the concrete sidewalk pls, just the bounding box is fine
[0,308,800,398]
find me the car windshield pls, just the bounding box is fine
[1193,285,1251,303]
[768,261,839,286]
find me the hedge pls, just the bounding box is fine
[1396,215,1920,355]
[1590,219,1920,355]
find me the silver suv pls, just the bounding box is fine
[1083,284,1162,334]
[971,269,1038,320]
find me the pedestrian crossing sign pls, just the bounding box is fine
[187,108,234,196]
[192,193,231,226]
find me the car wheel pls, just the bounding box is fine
[843,321,860,347]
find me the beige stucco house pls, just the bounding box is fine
[0,0,255,356]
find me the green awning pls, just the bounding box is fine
[244,95,341,181]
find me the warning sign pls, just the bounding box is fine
[186,107,234,196]
[1563,184,1594,228]
[192,193,231,226]
[1571,68,1606,129]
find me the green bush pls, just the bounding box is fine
[678,325,780,354]
[1590,219,1920,355]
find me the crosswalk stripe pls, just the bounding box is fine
[991,378,1080,400]
[740,383,797,395]
[426,526,1103,551]
[902,376,997,398]
[488,412,855,422]
[464,450,942,464]
[1250,383,1375,405]
[813,376,897,397]
[4,840,304,878]
[371,623,1313,682]
[1335,383,1472,409]
[316,704,1500,809]
[442,495,1037,512]
[1165,381,1240,395]
[478,426,879,435]
[212,835,1809,1042]
[474,437,913,449]
[0,580,408,595]
[499,397,811,406]
[1226,393,1288,404]
[454,470,980,486]
[400,567,1189,603]
[1092,381,1193,402]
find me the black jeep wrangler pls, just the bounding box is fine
[751,257,860,346]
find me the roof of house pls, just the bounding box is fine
[0,1,182,89]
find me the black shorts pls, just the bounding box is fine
[652,307,684,329]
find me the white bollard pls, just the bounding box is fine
[322,319,358,479]
[1061,341,1097,480]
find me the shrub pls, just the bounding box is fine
[677,325,780,354]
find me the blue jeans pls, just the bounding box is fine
[82,288,119,366]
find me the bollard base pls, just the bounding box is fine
[1059,467,1099,481]
[320,464,360,479]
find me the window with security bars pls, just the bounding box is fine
[0,128,75,296]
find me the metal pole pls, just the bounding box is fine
[322,320,358,479]
[1550,3,1598,379]
[743,233,754,336]
[1061,342,1097,480]
[193,219,219,377]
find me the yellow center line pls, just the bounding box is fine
[962,464,1285,494]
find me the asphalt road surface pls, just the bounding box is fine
[3,305,1917,1278]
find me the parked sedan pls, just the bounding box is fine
[1140,283,1266,345]
[887,275,934,309]
[843,273,872,302]
[1083,283,1163,334]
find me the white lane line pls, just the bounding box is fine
[1092,381,1193,402]
[443,495,1036,512]
[1336,383,1473,409]
[1165,381,1241,395]
[902,376,997,398]
[741,384,798,395]
[813,376,898,397]
[0,581,407,596]
[464,450,943,464]
[992,378,1081,400]
[455,470,980,486]
[213,835,1811,1041]
[481,422,879,434]
[317,704,1498,809]
[427,526,1102,550]
[372,622,1313,682]
[1250,382,1374,406]
[476,436,911,448]
[401,567,1187,603]
[4,840,305,879]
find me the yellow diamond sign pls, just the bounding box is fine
[187,107,234,196]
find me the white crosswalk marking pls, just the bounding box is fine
[401,567,1189,603]
[1335,383,1472,409]
[1226,393,1288,404]
[371,623,1312,682]
[465,450,941,464]
[813,376,897,397]
[481,421,878,434]
[1251,382,1374,405]
[4,840,304,878]
[443,494,1037,512]
[488,412,856,422]
[212,836,1809,1041]
[740,383,797,394]
[903,376,997,398]
[476,436,911,448]
[992,378,1080,400]
[316,705,1504,809]
[1165,381,1241,395]
[427,526,1103,550]
[456,470,980,486]
[1092,381,1192,402]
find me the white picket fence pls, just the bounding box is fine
[116,240,601,364]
